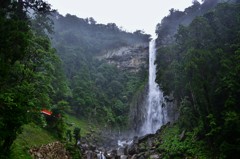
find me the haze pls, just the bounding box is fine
[47,0,194,35]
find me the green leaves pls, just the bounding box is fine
[158,124,210,158]
[69,59,146,128]
[155,2,240,157]
[0,3,61,155]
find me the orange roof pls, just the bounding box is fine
[41,109,52,116]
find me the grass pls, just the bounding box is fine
[64,113,97,137]
[10,122,57,159]
[10,113,97,158]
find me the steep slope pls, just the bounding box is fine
[50,13,150,129]
[155,1,240,158]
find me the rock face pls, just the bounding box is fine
[129,84,148,133]
[98,43,149,72]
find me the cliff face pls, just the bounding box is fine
[98,43,149,72]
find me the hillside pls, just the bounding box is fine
[50,13,151,129]
[10,114,99,158]
[154,1,240,158]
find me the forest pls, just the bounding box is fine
[0,0,150,158]
[0,0,240,158]
[51,12,150,128]
[155,0,240,158]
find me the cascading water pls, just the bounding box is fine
[140,39,168,135]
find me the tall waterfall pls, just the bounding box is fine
[140,39,168,135]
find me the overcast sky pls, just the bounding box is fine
[47,0,194,35]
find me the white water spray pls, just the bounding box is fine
[140,39,168,135]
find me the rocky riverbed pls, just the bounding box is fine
[77,123,172,159]
[29,123,173,159]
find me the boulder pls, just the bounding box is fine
[86,150,94,159]
[131,154,137,159]
[120,155,128,159]
[150,154,160,159]
[127,143,138,155]
[117,147,125,156]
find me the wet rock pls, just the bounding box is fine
[81,143,89,152]
[138,133,155,143]
[97,152,106,159]
[120,155,128,159]
[179,130,186,141]
[124,145,128,155]
[117,147,125,156]
[150,154,160,159]
[89,144,97,151]
[131,154,137,159]
[86,150,94,159]
[138,155,145,159]
[111,149,117,156]
[128,143,139,155]
[133,136,139,144]
[105,149,117,158]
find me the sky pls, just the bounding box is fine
[46,0,194,35]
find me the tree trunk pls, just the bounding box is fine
[1,135,15,157]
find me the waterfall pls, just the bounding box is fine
[140,39,168,135]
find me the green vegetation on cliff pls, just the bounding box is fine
[51,13,150,129]
[0,1,150,157]
[158,124,211,158]
[155,1,240,158]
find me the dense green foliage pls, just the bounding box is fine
[158,124,210,158]
[70,62,147,128]
[0,1,149,157]
[0,0,69,157]
[155,0,219,46]
[51,14,149,129]
[155,1,240,158]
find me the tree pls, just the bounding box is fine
[0,0,56,156]
[73,127,81,145]
[155,2,240,157]
[88,17,96,25]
